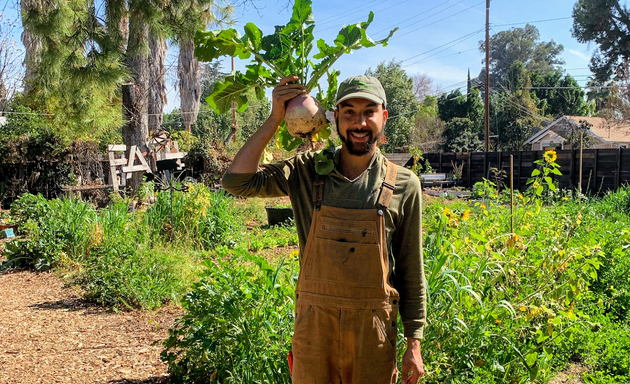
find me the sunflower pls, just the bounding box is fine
[462,209,471,220]
[544,150,557,163]
[442,207,452,216]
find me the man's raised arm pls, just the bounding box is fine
[227,75,305,174]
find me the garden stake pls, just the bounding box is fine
[155,171,189,242]
[579,133,584,193]
[510,155,514,235]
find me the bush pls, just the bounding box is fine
[161,252,296,383]
[2,194,95,271]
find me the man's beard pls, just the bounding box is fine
[336,118,384,156]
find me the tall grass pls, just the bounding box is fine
[2,183,243,309]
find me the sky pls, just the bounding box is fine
[1,0,599,113]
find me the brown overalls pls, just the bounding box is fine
[291,160,400,384]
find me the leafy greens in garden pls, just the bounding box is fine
[194,0,397,151]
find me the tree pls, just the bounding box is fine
[529,70,591,117]
[20,0,126,139]
[20,0,43,94]
[365,60,419,152]
[493,62,541,150]
[412,73,438,102]
[410,96,444,152]
[148,33,168,134]
[572,0,630,82]
[442,118,483,153]
[437,88,484,152]
[168,0,233,133]
[0,15,23,113]
[479,24,564,86]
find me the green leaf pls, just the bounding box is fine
[526,353,537,366]
[468,230,488,243]
[536,185,544,196]
[206,75,255,114]
[243,22,263,50]
[194,29,251,61]
[283,0,315,34]
[551,167,563,176]
[531,168,541,177]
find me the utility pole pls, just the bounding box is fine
[224,56,239,144]
[484,0,491,152]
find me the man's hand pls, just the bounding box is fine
[226,75,305,174]
[401,338,425,384]
[270,75,306,123]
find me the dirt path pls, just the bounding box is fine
[0,271,181,383]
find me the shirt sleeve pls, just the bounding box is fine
[221,160,294,198]
[392,174,427,339]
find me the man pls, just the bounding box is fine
[222,74,426,384]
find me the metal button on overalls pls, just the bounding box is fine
[291,160,400,384]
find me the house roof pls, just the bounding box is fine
[537,130,565,143]
[524,116,565,145]
[565,116,630,143]
[525,116,630,145]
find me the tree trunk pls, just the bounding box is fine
[148,33,167,134]
[20,0,43,93]
[123,15,150,190]
[106,0,128,53]
[178,39,201,133]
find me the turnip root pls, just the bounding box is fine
[285,93,327,138]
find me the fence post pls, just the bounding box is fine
[484,151,488,179]
[593,149,599,194]
[518,151,522,190]
[467,152,472,188]
[570,149,575,188]
[616,147,621,190]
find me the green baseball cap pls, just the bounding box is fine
[335,75,387,109]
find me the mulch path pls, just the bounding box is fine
[0,271,181,383]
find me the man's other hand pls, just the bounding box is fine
[401,338,425,384]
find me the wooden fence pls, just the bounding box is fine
[385,148,630,194]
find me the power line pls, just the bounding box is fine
[400,28,482,63]
[405,48,478,66]
[372,0,467,36]
[523,86,615,90]
[315,0,388,27]
[403,29,484,68]
[391,1,485,40]
[492,16,572,28]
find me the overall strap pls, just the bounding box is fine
[376,159,398,210]
[312,172,325,211]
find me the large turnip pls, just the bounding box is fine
[285,94,328,138]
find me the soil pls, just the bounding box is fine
[0,271,181,384]
[548,364,588,384]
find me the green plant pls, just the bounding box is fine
[471,178,497,200]
[161,252,297,383]
[194,0,396,151]
[527,149,562,197]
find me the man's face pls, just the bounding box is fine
[334,98,388,156]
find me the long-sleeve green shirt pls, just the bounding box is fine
[221,147,426,339]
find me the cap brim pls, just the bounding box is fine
[335,92,385,108]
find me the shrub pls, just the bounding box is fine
[161,252,296,384]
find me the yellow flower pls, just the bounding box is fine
[517,193,523,199]
[442,207,452,216]
[544,150,557,163]
[562,196,569,201]
[462,209,471,220]
[519,306,527,312]
[479,203,487,210]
